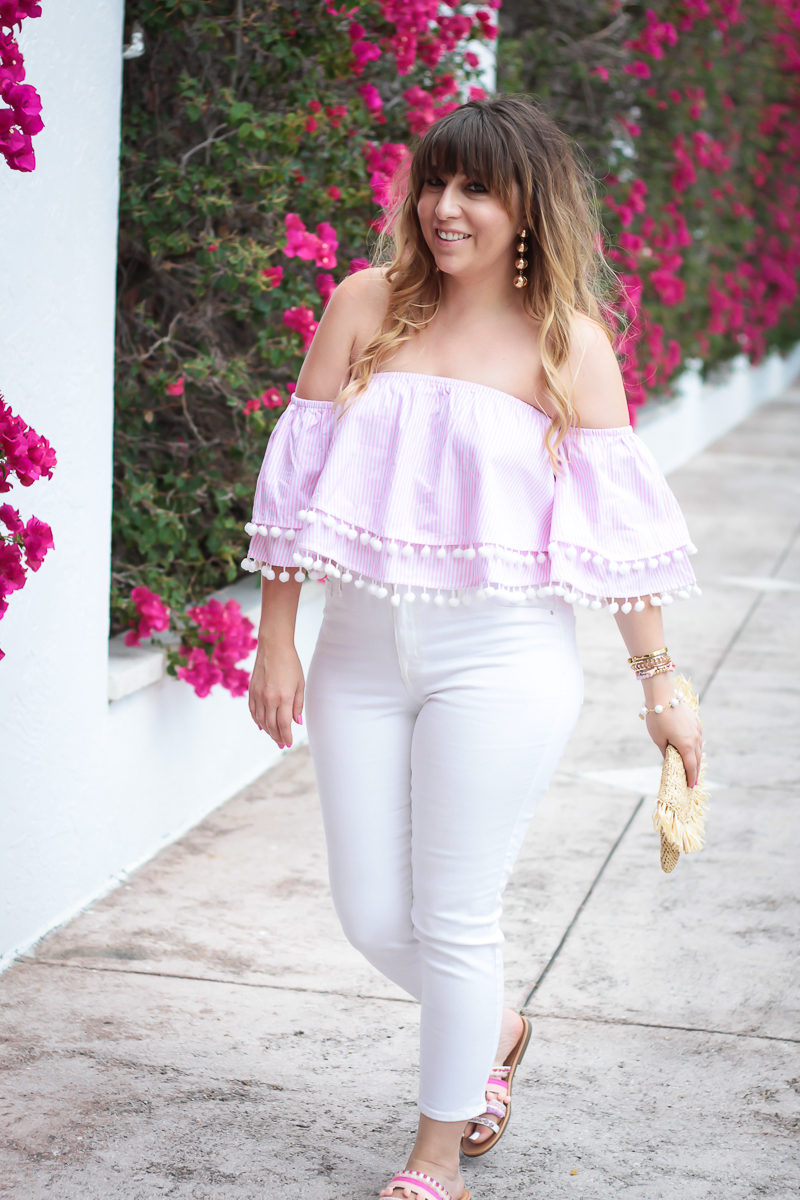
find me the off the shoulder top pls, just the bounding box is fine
[242,371,699,611]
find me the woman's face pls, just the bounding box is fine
[416,168,522,285]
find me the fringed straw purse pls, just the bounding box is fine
[653,674,708,873]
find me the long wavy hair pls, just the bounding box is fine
[336,95,620,467]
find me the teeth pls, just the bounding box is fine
[437,230,469,241]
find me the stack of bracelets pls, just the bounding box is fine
[629,646,682,720]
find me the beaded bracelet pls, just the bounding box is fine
[636,662,675,680]
[638,694,681,720]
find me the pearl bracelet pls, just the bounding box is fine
[639,694,681,720]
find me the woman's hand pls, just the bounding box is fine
[248,641,305,749]
[644,702,703,788]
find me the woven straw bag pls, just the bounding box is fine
[653,674,708,873]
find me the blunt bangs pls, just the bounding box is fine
[410,106,519,213]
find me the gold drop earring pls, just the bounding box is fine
[513,229,528,289]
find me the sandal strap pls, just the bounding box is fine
[483,1099,507,1120]
[487,1076,509,1095]
[491,1064,511,1075]
[382,1171,453,1200]
[469,1115,501,1134]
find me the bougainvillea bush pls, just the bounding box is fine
[0,0,44,171]
[499,0,800,406]
[114,0,497,675]
[0,395,56,659]
[115,0,799,692]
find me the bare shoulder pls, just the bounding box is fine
[566,312,630,429]
[335,266,392,357]
[294,267,390,401]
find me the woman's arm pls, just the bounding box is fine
[248,269,388,746]
[612,604,703,787]
[567,315,703,784]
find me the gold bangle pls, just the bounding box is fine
[628,646,668,663]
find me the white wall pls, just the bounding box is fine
[0,2,126,965]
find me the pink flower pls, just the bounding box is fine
[350,38,381,76]
[358,82,384,117]
[316,272,337,305]
[21,514,53,570]
[124,586,171,647]
[349,257,370,273]
[0,502,23,534]
[283,306,318,351]
[165,376,185,397]
[0,539,26,596]
[592,66,610,81]
[260,388,284,409]
[464,51,479,68]
[261,265,283,287]
[328,185,341,201]
[283,213,319,261]
[0,395,57,490]
[624,60,651,79]
[177,598,257,698]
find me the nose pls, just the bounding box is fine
[434,179,462,221]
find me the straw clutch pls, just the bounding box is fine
[653,674,708,873]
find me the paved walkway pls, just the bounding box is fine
[1,383,799,1200]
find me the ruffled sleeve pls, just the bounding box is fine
[548,424,699,611]
[243,396,335,572]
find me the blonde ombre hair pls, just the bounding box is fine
[337,95,620,467]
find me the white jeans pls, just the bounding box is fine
[305,580,583,1121]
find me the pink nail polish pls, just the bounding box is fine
[297,714,303,726]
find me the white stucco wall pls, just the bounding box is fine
[0,2,127,964]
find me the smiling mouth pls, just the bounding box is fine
[435,228,471,242]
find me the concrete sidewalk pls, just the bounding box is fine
[1,384,799,1200]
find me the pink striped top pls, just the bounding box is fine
[243,371,699,610]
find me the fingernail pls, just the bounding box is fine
[297,714,303,726]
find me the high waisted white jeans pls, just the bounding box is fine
[304,580,583,1122]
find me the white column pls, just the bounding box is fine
[0,1,126,964]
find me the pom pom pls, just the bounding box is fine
[270,525,282,537]
[353,578,365,589]
[421,545,431,557]
[592,554,605,566]
[346,528,358,540]
[453,547,463,559]
[590,599,603,610]
[478,546,491,558]
[390,593,401,606]
[608,601,619,614]
[402,544,414,557]
[261,566,275,580]
[360,531,371,545]
[565,545,577,560]
[305,511,317,523]
[244,522,256,536]
[536,552,547,563]
[258,525,269,537]
[463,547,476,560]
[621,601,632,614]
[420,592,431,603]
[294,570,305,582]
[278,570,290,582]
[284,529,295,540]
[634,599,645,612]
[580,550,591,562]
[436,547,447,559]
[386,542,398,555]
[647,557,658,568]
[376,586,388,599]
[370,537,382,551]
[341,571,353,583]
[433,593,445,607]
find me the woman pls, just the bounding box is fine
[244,96,703,1200]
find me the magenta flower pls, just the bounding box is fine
[124,586,171,647]
[21,514,53,570]
[165,376,185,397]
[261,265,283,287]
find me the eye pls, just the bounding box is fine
[423,176,444,188]
[466,181,488,194]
